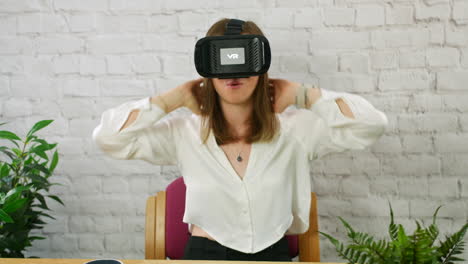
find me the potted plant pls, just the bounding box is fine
[0,120,64,257]
[320,202,467,264]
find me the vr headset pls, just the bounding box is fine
[194,19,271,79]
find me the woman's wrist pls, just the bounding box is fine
[151,87,185,113]
[306,86,322,108]
[294,83,322,109]
[294,84,307,108]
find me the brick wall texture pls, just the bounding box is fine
[0,0,467,262]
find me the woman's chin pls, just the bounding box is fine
[225,97,253,106]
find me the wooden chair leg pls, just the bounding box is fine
[155,191,166,259]
[145,195,157,259]
[298,192,320,262]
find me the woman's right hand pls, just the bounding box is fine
[178,77,204,115]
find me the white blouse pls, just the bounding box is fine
[92,87,388,254]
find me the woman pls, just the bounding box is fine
[92,18,388,261]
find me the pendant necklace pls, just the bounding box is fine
[236,143,243,162]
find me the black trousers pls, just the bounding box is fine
[182,235,292,261]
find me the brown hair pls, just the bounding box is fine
[194,18,280,146]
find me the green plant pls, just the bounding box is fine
[0,120,64,257]
[320,203,468,264]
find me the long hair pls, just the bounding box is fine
[194,18,280,146]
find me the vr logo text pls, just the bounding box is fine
[227,54,239,59]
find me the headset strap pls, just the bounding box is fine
[224,19,245,35]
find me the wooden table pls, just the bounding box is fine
[0,259,342,264]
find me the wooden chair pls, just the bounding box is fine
[145,177,320,261]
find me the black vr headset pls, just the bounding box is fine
[194,19,271,79]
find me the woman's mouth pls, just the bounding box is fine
[226,80,243,89]
[227,83,242,89]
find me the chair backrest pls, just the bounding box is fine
[145,176,320,261]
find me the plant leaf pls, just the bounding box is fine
[49,150,59,174]
[4,186,31,202]
[0,162,10,179]
[34,193,49,210]
[2,198,28,213]
[432,205,442,226]
[338,216,356,238]
[24,163,50,176]
[388,201,398,241]
[32,138,49,146]
[11,148,23,157]
[47,195,64,206]
[0,208,14,223]
[0,130,21,141]
[32,149,48,160]
[319,231,340,248]
[26,120,53,140]
[38,212,56,220]
[0,147,17,161]
[29,236,46,241]
[438,223,468,264]
[29,142,57,155]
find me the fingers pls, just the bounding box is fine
[268,78,275,87]
[196,77,204,87]
[190,77,204,88]
[269,81,275,104]
[192,77,204,83]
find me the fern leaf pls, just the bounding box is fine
[432,205,442,226]
[393,224,415,262]
[388,201,398,241]
[427,223,440,247]
[438,223,468,264]
[320,231,367,264]
[408,223,437,264]
[319,231,340,249]
[347,232,391,263]
[425,205,442,248]
[338,216,357,238]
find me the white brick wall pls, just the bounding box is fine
[1,0,467,262]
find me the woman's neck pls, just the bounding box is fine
[220,101,253,138]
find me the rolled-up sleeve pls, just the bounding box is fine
[291,87,388,161]
[92,97,179,165]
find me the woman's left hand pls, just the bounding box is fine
[268,78,301,113]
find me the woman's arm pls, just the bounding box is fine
[269,78,356,120]
[312,86,386,160]
[92,88,185,166]
[119,87,185,131]
[284,82,388,161]
[93,77,204,165]
[335,98,355,119]
[303,85,355,119]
